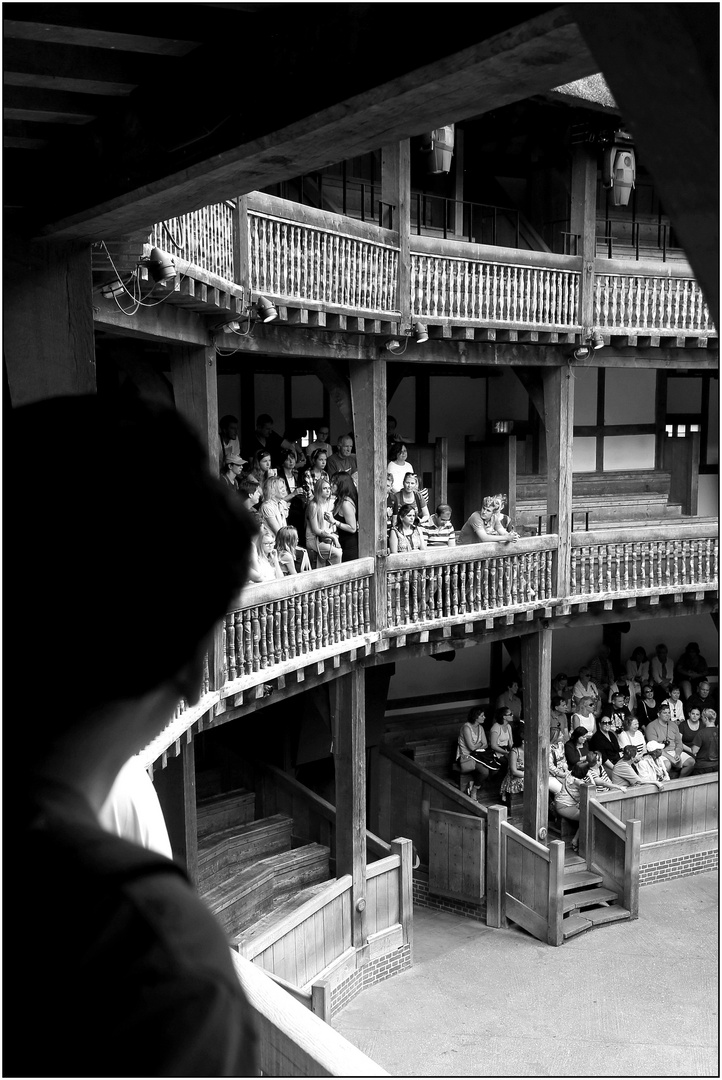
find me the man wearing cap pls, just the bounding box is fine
[221,453,247,493]
[637,741,671,784]
[644,703,695,778]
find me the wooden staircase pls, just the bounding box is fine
[196,786,333,949]
[515,470,683,533]
[561,855,631,940]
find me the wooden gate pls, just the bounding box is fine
[428,808,484,903]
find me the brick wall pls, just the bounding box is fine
[412,874,487,923]
[639,845,718,887]
[329,943,412,1018]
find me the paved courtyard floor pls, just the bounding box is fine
[333,871,719,1077]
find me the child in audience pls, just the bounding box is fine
[275,526,311,575]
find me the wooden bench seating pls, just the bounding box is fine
[197,788,255,839]
[515,470,686,531]
[198,814,294,889]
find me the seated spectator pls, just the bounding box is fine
[663,685,686,724]
[685,679,716,715]
[626,646,650,698]
[553,761,593,851]
[238,477,262,524]
[246,448,273,488]
[571,695,597,736]
[489,707,515,765]
[393,472,431,524]
[650,642,675,703]
[600,690,631,735]
[458,494,518,545]
[617,715,646,762]
[589,715,622,777]
[690,709,719,773]
[612,746,664,790]
[456,707,501,796]
[327,435,357,479]
[305,478,342,566]
[249,524,284,582]
[500,727,525,803]
[389,503,426,553]
[550,696,571,741]
[275,526,311,576]
[548,728,569,796]
[220,452,247,493]
[645,703,695,778]
[421,503,456,548]
[496,678,522,720]
[572,668,602,717]
[679,706,702,756]
[589,644,615,702]
[387,442,414,493]
[637,683,659,727]
[219,413,241,462]
[386,414,411,453]
[331,472,359,561]
[609,670,637,713]
[565,726,591,769]
[551,673,572,701]
[585,749,623,792]
[637,741,670,784]
[279,424,308,469]
[306,422,333,462]
[259,476,290,536]
[675,641,708,698]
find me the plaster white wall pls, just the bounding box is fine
[573,367,597,426]
[604,369,656,424]
[603,434,655,470]
[388,642,491,701]
[388,378,416,446]
[572,436,596,471]
[254,373,285,433]
[698,474,719,517]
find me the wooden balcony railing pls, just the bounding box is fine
[593,256,713,335]
[149,195,715,335]
[223,559,374,686]
[386,537,558,633]
[570,523,719,601]
[409,236,581,329]
[247,193,400,314]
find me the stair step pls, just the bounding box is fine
[197,814,293,889]
[563,887,619,914]
[197,788,255,839]
[233,879,333,955]
[562,870,604,892]
[562,913,593,939]
[585,903,631,927]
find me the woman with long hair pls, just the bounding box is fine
[305,477,342,566]
[247,448,273,488]
[392,472,430,523]
[388,503,426,554]
[248,524,284,583]
[259,476,290,537]
[332,472,359,561]
[500,726,525,804]
[301,448,330,497]
[278,446,306,533]
[275,526,311,576]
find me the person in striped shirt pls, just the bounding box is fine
[420,503,456,547]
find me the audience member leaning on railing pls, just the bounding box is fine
[248,523,284,583]
[331,472,359,561]
[458,493,519,545]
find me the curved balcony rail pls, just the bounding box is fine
[570,523,719,602]
[386,536,558,634]
[409,237,580,329]
[248,194,400,315]
[149,202,236,281]
[593,256,714,335]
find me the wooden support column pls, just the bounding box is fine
[171,344,225,704]
[332,669,368,952]
[153,741,198,882]
[543,365,574,600]
[5,237,96,406]
[349,358,388,636]
[570,142,598,333]
[433,437,448,507]
[520,628,552,842]
[235,195,250,293]
[381,140,411,325]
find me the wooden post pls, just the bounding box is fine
[520,628,552,842]
[349,358,388,636]
[570,141,598,334]
[578,781,591,862]
[153,740,198,882]
[485,804,508,928]
[235,195,250,293]
[546,839,566,947]
[381,139,411,325]
[452,126,465,237]
[5,237,96,405]
[310,980,331,1023]
[543,365,574,600]
[666,430,700,516]
[391,837,414,954]
[171,344,225,703]
[433,437,448,507]
[624,818,641,919]
[332,669,368,952]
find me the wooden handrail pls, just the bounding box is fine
[588,796,628,841]
[593,253,697,278]
[231,952,389,1077]
[379,745,486,817]
[409,231,583,272]
[366,853,401,879]
[386,534,558,571]
[246,190,399,245]
[500,816,552,860]
[231,558,374,609]
[240,875,353,960]
[571,521,719,546]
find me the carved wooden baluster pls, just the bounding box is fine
[313,589,322,650]
[570,547,578,594]
[481,559,489,609]
[299,591,308,654]
[250,610,260,671]
[350,581,358,637]
[280,598,289,661]
[449,562,458,616]
[272,600,281,664]
[387,574,394,625]
[474,560,483,611]
[338,582,347,641]
[257,606,269,668]
[225,612,236,682]
[703,538,711,582]
[488,558,497,610]
[334,585,341,644]
[346,581,353,638]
